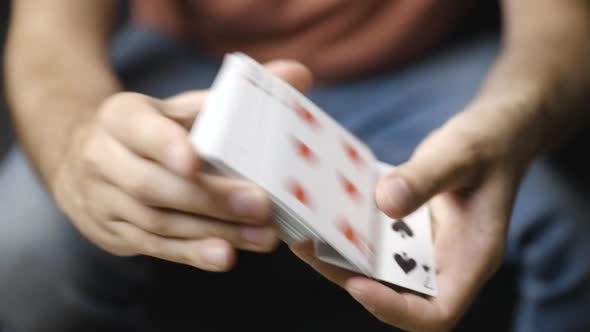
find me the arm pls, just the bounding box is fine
[292,1,590,331]
[5,0,121,185]
[478,0,590,155]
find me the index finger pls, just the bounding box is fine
[99,92,200,178]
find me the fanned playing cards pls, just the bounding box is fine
[189,53,438,296]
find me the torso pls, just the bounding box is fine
[131,0,468,81]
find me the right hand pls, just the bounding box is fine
[51,60,313,272]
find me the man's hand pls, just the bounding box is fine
[291,0,590,329]
[52,61,313,271]
[292,103,533,331]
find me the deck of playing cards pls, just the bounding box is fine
[189,53,438,296]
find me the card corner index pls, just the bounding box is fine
[371,164,439,296]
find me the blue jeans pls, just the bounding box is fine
[1,25,589,332]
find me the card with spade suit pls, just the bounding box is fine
[190,53,438,296]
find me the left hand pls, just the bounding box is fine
[291,104,535,332]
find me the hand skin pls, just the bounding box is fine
[50,64,312,272]
[292,107,527,331]
[5,0,314,271]
[292,0,590,331]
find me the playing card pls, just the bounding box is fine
[371,162,438,296]
[264,122,376,275]
[190,54,269,184]
[233,54,376,274]
[190,53,437,296]
[191,54,322,244]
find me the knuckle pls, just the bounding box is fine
[455,137,486,170]
[102,92,143,110]
[255,198,273,221]
[80,141,100,172]
[443,119,491,169]
[141,210,170,234]
[79,132,107,175]
[195,220,227,239]
[194,190,226,219]
[97,94,123,125]
[92,226,138,256]
[139,114,166,139]
[98,92,145,127]
[106,223,154,256]
[90,235,118,253]
[124,170,156,201]
[212,225,240,243]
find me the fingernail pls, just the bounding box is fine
[229,189,266,218]
[240,226,275,246]
[167,143,190,174]
[203,245,228,270]
[266,59,294,70]
[382,177,412,213]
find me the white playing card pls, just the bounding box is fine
[262,111,376,275]
[190,53,437,296]
[191,54,322,244]
[191,54,269,184]
[229,54,376,275]
[372,162,438,296]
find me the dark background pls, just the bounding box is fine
[1,1,12,158]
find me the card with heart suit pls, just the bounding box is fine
[190,53,438,296]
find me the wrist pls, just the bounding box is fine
[469,60,588,161]
[459,89,548,168]
[47,111,97,194]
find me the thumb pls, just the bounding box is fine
[375,138,478,218]
[264,60,314,94]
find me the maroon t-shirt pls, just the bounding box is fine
[131,0,467,80]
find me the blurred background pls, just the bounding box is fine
[1,1,13,158]
[0,2,524,331]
